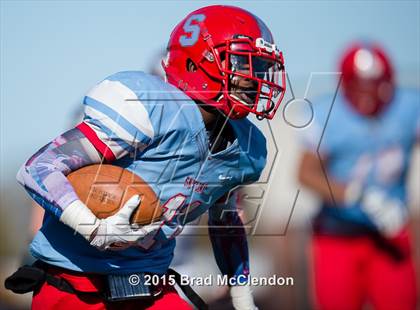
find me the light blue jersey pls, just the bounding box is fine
[28,71,267,274]
[303,88,419,228]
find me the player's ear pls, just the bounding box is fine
[186,59,197,72]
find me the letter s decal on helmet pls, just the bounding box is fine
[179,14,206,47]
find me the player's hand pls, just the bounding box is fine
[106,194,187,250]
[230,285,258,310]
[345,183,408,237]
[360,187,408,237]
[91,195,164,251]
[60,195,159,251]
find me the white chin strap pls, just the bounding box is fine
[230,93,251,106]
[216,93,224,102]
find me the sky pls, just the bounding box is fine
[1,0,419,214]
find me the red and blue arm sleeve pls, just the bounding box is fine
[208,191,250,283]
[16,128,103,218]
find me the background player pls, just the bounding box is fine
[10,5,286,310]
[298,41,418,310]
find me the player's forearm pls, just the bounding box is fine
[17,128,102,215]
[298,151,346,205]
[299,170,346,205]
[209,211,250,280]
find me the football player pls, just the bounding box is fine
[11,5,286,310]
[298,42,418,310]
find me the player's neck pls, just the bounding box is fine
[197,103,224,128]
[197,103,236,153]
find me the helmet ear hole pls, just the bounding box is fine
[186,59,197,72]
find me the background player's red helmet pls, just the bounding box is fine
[163,5,286,120]
[340,42,394,117]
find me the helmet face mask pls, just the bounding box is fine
[163,5,286,120]
[218,37,286,119]
[343,78,394,116]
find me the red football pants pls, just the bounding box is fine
[310,230,417,310]
[31,267,192,310]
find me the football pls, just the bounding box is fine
[67,164,163,225]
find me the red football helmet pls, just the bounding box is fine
[162,5,286,120]
[340,42,395,117]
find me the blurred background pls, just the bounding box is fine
[1,1,419,309]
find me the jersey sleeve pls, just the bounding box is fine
[77,77,155,161]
